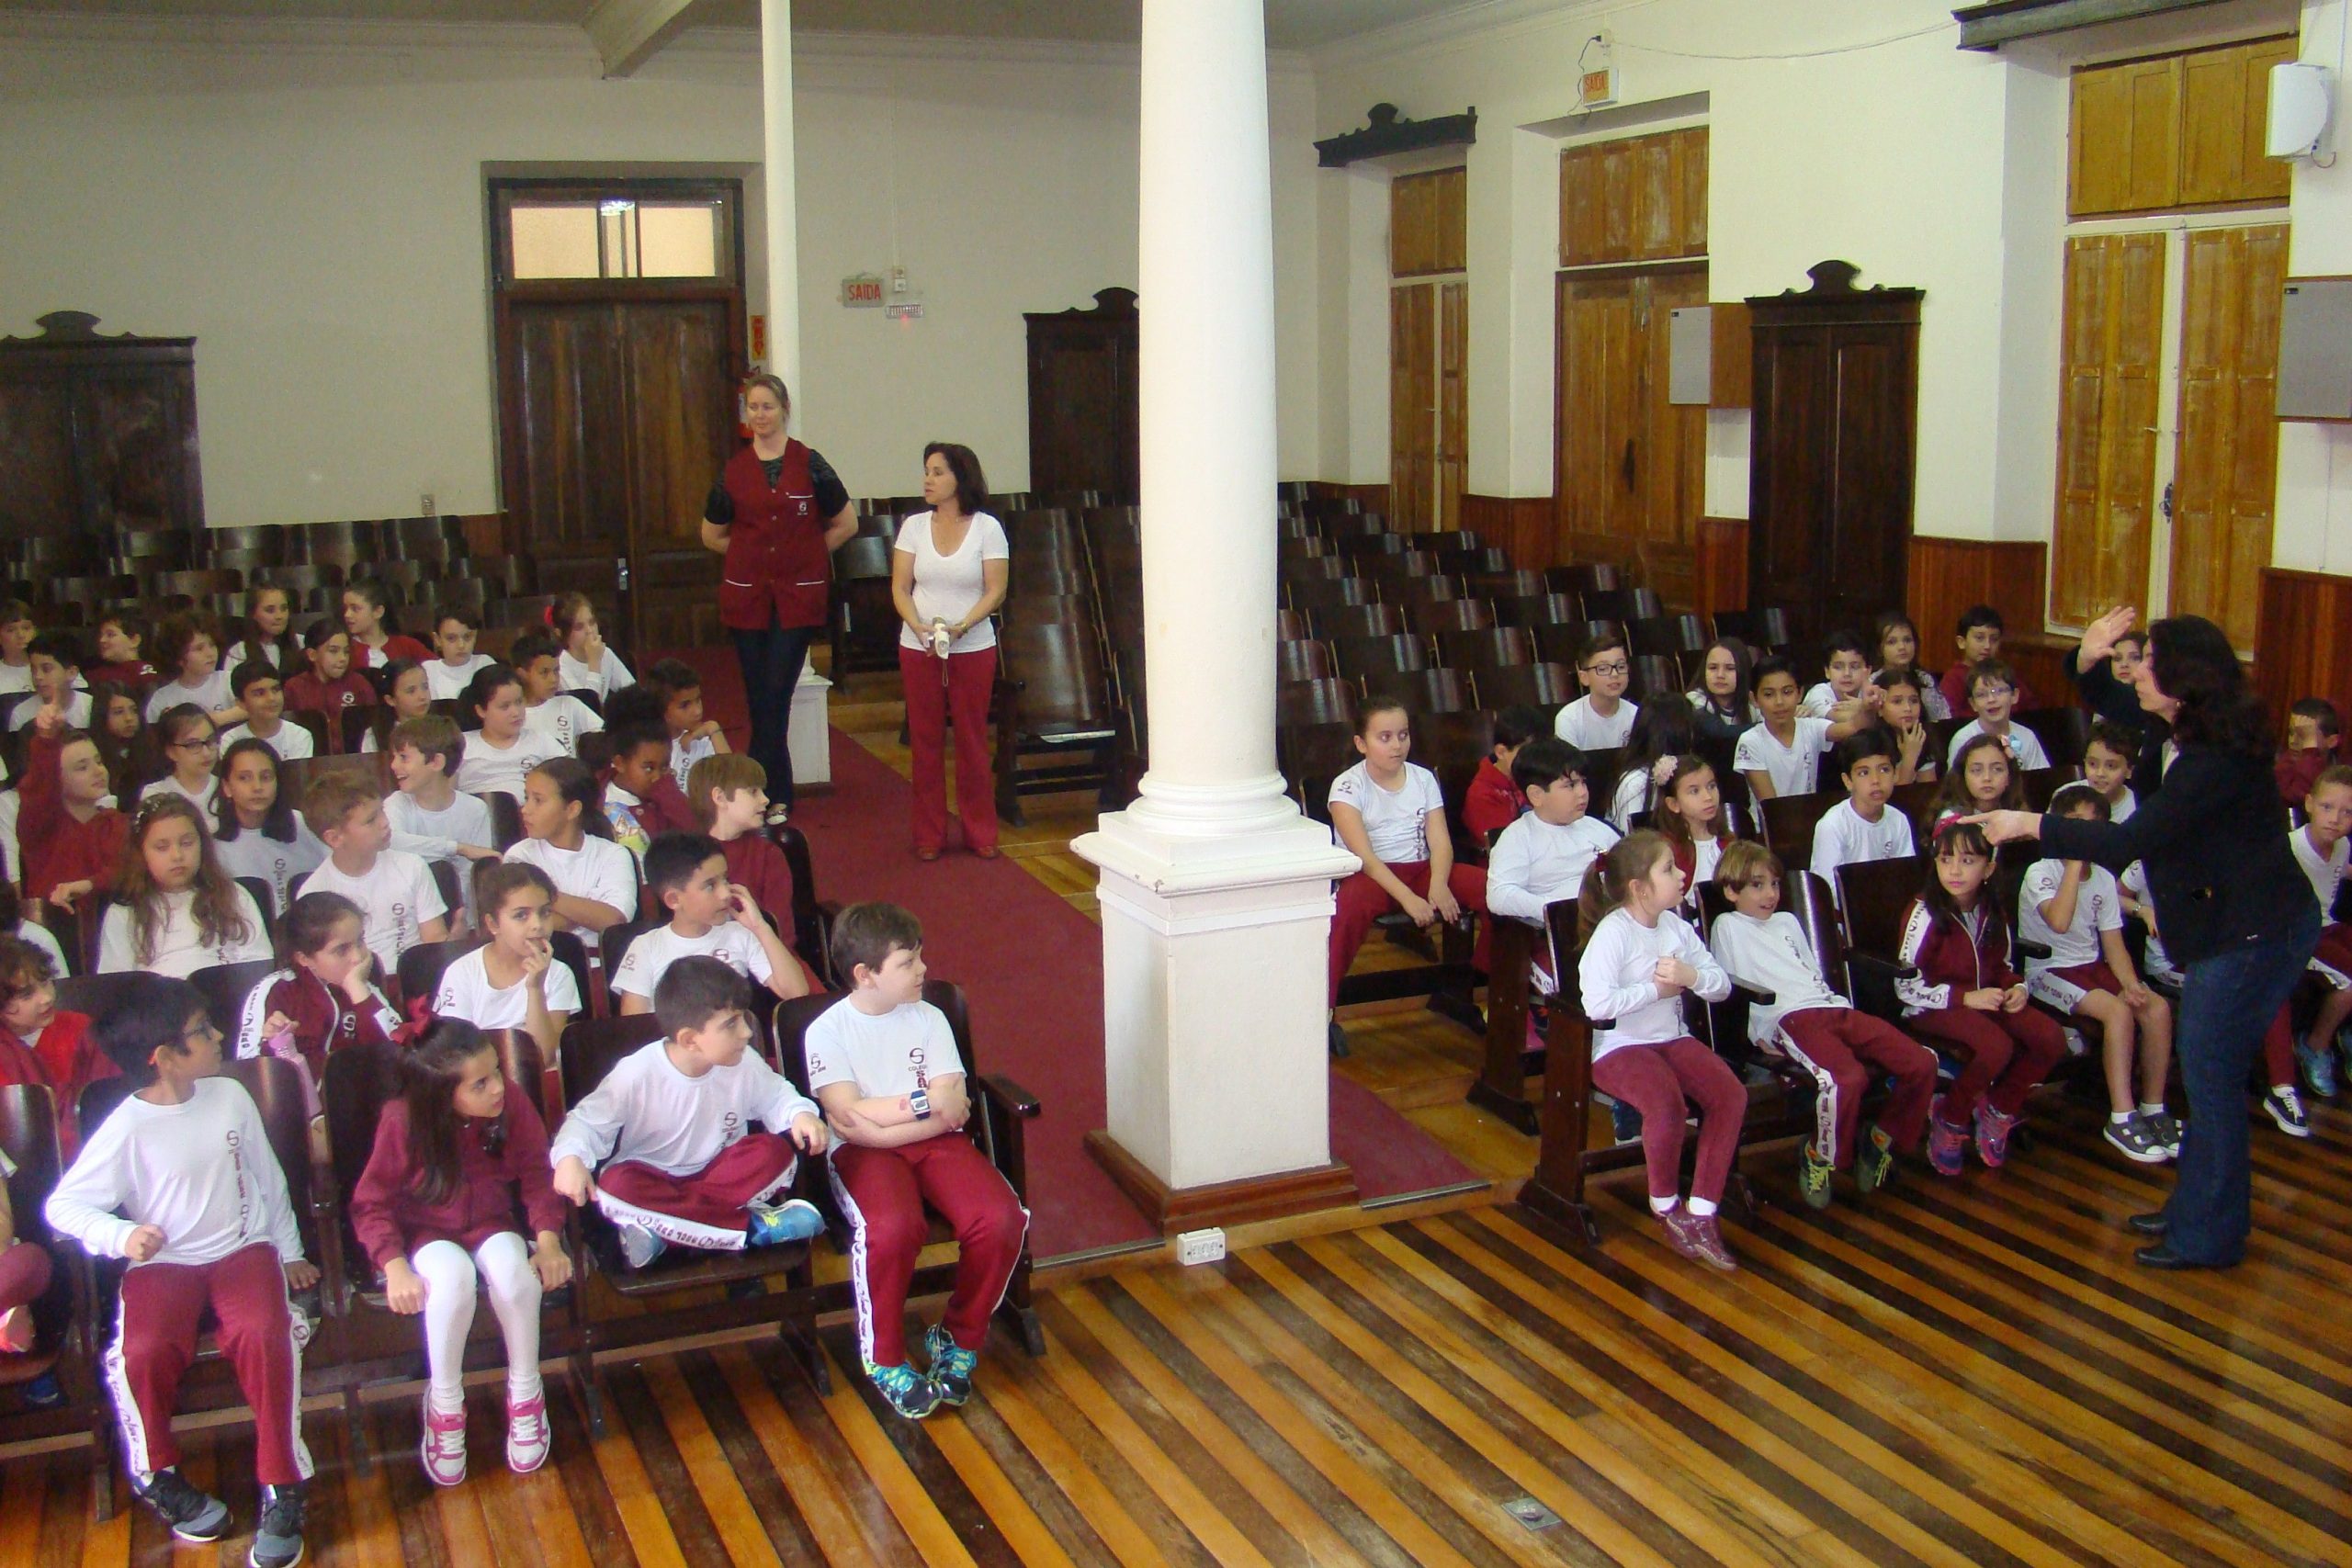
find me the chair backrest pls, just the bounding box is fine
[1275,677,1359,729]
[1362,549,1440,584]
[557,1013,671,1112]
[831,535,893,582]
[0,1084,61,1253]
[1437,626,1534,672]
[1314,602,1406,641]
[1410,708,1496,842]
[1467,570,1548,601]
[548,931,595,1017]
[1783,870,1851,995]
[1284,576,1372,615]
[2012,706,2090,770]
[1272,608,1309,641]
[599,916,662,979]
[485,790,524,851]
[1406,599,1495,637]
[188,960,279,1037]
[1759,791,1838,866]
[1546,562,1622,598]
[1330,633,1429,683]
[1279,554,1347,584]
[223,1055,323,1255]
[1385,574,1464,610]
[1274,639,1337,684]
[1378,667,1473,718]
[397,937,483,1009]
[1835,854,1931,961]
[1628,654,1680,703]
[1472,661,1577,711]
[999,620,1114,732]
[321,1040,403,1251]
[2019,763,2079,811]
[763,823,832,979]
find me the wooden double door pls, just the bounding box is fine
[496,288,743,650]
[1391,279,1466,533]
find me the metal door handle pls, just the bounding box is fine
[616,556,631,590]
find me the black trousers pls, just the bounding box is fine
[730,621,817,806]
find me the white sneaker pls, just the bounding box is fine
[506,1391,551,1473]
[420,1396,467,1487]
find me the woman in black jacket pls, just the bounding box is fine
[1972,614,2318,1269]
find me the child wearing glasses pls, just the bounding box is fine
[1555,628,1639,751]
[141,705,222,818]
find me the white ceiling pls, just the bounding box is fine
[0,0,1497,50]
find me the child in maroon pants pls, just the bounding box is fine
[810,903,1026,1420]
[45,976,318,1566]
[1897,820,2069,1176]
[550,956,827,1269]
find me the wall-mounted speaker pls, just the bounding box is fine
[2267,62,2333,161]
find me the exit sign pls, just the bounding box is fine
[840,273,884,308]
[1578,66,1616,108]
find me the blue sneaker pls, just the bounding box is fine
[922,1323,979,1406]
[1600,1093,1642,1145]
[22,1370,63,1409]
[865,1359,942,1419]
[616,1223,666,1269]
[746,1198,825,1247]
[2297,1034,2340,1098]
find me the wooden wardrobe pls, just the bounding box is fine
[1745,262,1921,649]
[0,310,204,535]
[1024,288,1138,503]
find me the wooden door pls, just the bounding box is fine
[1437,280,1468,533]
[498,293,741,649]
[1023,288,1138,502]
[1390,284,1437,532]
[1554,267,1706,599]
[2171,223,2287,649]
[2049,233,2165,627]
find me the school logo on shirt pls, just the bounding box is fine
[909,1044,930,1092]
[719,1110,741,1147]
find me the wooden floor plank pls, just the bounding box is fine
[975,1340,1186,1568]
[809,1340,982,1568]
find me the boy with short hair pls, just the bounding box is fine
[2269,763,2352,1115]
[20,701,128,918]
[284,624,375,751]
[549,955,827,1269]
[605,714,695,846]
[383,714,499,924]
[1810,728,1916,887]
[1946,660,2050,771]
[1939,605,2035,714]
[1801,629,1872,721]
[424,606,493,701]
[688,753,800,930]
[1485,738,1621,928]
[1465,705,1544,842]
[1710,841,1937,1207]
[809,903,1027,1419]
[643,658,729,794]
[512,630,604,756]
[2278,697,2342,807]
[1555,629,1638,750]
[219,662,315,761]
[613,832,808,1013]
[2020,782,2176,1164]
[1736,655,1864,800]
[46,976,319,1565]
[0,602,36,695]
[299,773,450,973]
[0,935,115,1158]
[87,615,157,689]
[9,631,89,731]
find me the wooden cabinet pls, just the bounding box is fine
[0,311,204,535]
[1391,167,1465,278]
[1559,127,1707,267]
[1024,288,1138,502]
[1745,263,1921,650]
[2071,37,2296,217]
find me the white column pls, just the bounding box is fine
[1073,0,1360,1213]
[759,0,801,398]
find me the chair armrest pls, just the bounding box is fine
[1846,952,1917,983]
[1723,974,1777,1008]
[1588,1016,1615,1032]
[2013,939,2052,962]
[975,1073,1040,1119]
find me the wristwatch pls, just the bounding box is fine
[909,1087,933,1120]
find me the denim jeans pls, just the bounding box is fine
[730,623,816,807]
[2164,899,2322,1263]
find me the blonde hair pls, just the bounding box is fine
[686,753,768,829]
[301,772,381,840]
[1578,829,1675,931]
[1715,840,1782,889]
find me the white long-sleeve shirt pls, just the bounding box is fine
[1707,908,1847,1045]
[548,1039,821,1179]
[47,1077,304,1268]
[1577,907,1730,1059]
[1487,813,1621,920]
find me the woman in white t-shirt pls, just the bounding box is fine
[1325,695,1490,1054]
[892,444,1010,863]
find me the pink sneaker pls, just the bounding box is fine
[506,1393,551,1474]
[1659,1208,1739,1271]
[0,1305,33,1353]
[1926,1096,1968,1177]
[420,1397,467,1487]
[1973,1101,2021,1169]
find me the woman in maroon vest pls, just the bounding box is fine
[698,375,856,808]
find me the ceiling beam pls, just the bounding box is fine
[582,0,706,77]
[1951,0,2244,51]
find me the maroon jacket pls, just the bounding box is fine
[19,731,130,903]
[1894,897,2022,1014]
[637,775,698,838]
[0,1010,116,1158]
[715,441,829,631]
[233,966,401,1091]
[349,1092,566,1268]
[1463,760,1521,844]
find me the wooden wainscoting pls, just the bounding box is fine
[2256,567,2352,738]
[1310,480,1393,515]
[1694,515,1747,621]
[1461,493,1555,572]
[1908,535,2049,650]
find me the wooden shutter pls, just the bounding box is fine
[1390,284,1437,532]
[1391,167,1464,278]
[2050,233,2166,626]
[1559,143,1605,267]
[1563,128,1708,265]
[1555,276,1639,548]
[2171,224,2286,649]
[2180,38,2297,206]
[1437,280,1467,533]
[2071,56,2182,216]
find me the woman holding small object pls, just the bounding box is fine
[699,374,858,813]
[1967,611,2317,1269]
[893,443,1008,862]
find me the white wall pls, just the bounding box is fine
[0,16,1320,525]
[2279,0,2352,574]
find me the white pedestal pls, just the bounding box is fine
[789,668,831,791]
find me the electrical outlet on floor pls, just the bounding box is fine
[1175,1227,1226,1266]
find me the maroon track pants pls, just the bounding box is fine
[106,1243,311,1485]
[1589,1036,1748,1207]
[0,1240,51,1319]
[1905,1004,2068,1122]
[594,1133,797,1253]
[1774,1008,1939,1166]
[830,1134,1026,1369]
[2258,922,2352,1086]
[1329,861,1490,1007]
[899,644,998,855]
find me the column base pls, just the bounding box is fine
[1084,1130,1358,1235]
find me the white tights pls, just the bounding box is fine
[412,1233,543,1414]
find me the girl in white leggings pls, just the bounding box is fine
[348,1020,572,1486]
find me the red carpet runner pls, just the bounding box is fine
[669,650,1484,1260]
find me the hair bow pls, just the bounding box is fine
[392,992,435,1049]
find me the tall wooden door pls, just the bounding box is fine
[1747,262,1921,649]
[1390,284,1435,531]
[2050,233,2165,628]
[1554,266,1706,601]
[1024,288,1138,502]
[2170,224,2286,648]
[497,292,741,649]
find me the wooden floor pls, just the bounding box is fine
[12,1095,2351,1565]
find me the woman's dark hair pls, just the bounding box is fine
[213,737,300,843]
[462,662,523,730]
[1921,818,2001,928]
[398,1019,506,1209]
[922,442,989,515]
[2148,615,2269,760]
[530,757,614,840]
[89,974,209,1088]
[89,680,161,798]
[283,890,363,961]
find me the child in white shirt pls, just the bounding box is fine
[454,665,565,802]
[1736,656,1866,800]
[1809,729,1917,892]
[424,608,494,702]
[1799,629,1872,721]
[1485,738,1620,935]
[1946,660,2050,771]
[512,631,604,756]
[2018,784,2173,1163]
[1554,629,1638,750]
[645,658,727,794]
[218,663,315,762]
[297,773,450,975]
[503,758,638,937]
[552,592,635,700]
[613,832,808,1013]
[1576,830,1739,1269]
[382,714,500,929]
[143,615,241,728]
[141,705,222,818]
[97,798,274,978]
[431,862,578,1066]
[211,738,328,917]
[549,956,826,1267]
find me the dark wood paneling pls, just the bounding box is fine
[1025,288,1138,502]
[1461,493,1555,572]
[1695,514,1748,620]
[1908,535,2059,693]
[1710,300,1753,409]
[0,311,204,534]
[2256,567,2352,742]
